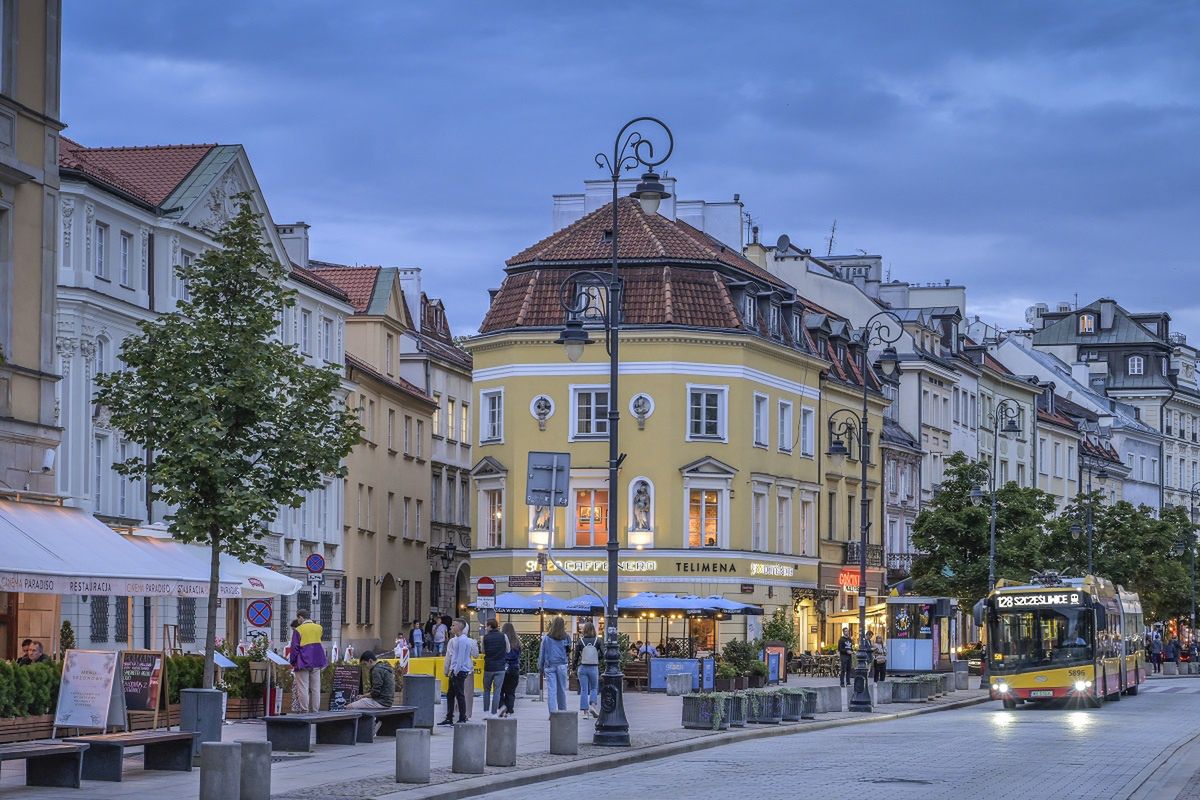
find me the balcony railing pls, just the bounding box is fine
[845,542,883,568]
[886,552,915,576]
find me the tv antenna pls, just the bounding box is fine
[826,219,837,257]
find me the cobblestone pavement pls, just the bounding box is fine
[481,678,1200,800]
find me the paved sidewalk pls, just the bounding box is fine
[0,675,987,799]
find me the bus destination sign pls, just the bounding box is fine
[997,592,1082,609]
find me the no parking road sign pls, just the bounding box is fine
[305,553,326,574]
[246,599,272,628]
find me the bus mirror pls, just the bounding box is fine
[972,598,986,628]
[1094,607,1107,629]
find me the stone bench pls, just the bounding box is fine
[0,741,89,789]
[355,705,417,743]
[65,730,194,782]
[265,711,361,752]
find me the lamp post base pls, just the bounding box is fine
[593,669,630,746]
[848,648,873,712]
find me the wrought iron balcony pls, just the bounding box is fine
[886,552,915,576]
[845,542,883,567]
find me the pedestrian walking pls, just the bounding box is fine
[410,621,424,658]
[434,616,449,656]
[538,616,570,713]
[1169,636,1182,666]
[837,628,854,687]
[498,622,521,717]
[1190,639,1199,662]
[573,622,601,719]
[289,612,328,713]
[347,651,395,709]
[1150,634,1163,673]
[439,618,473,725]
[482,617,509,717]
[871,636,887,683]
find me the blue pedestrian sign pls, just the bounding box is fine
[306,553,326,574]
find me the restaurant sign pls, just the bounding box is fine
[0,571,241,598]
[522,558,798,578]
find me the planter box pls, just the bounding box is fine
[0,713,55,744]
[746,693,782,724]
[892,681,916,702]
[726,694,747,727]
[128,705,183,731]
[734,677,749,691]
[714,677,737,692]
[1163,662,1179,676]
[812,685,842,713]
[747,674,767,689]
[875,681,893,704]
[681,695,730,731]
[781,692,805,721]
[942,673,955,694]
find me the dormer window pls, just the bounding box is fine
[1128,355,1144,375]
[768,305,781,336]
[742,293,756,327]
[791,313,802,344]
[1078,313,1096,334]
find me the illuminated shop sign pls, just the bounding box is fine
[996,592,1082,609]
[525,560,659,573]
[518,559,798,577]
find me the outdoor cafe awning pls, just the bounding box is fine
[122,529,302,598]
[0,499,240,598]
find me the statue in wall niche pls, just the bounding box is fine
[632,394,651,430]
[531,504,551,531]
[632,481,651,530]
[533,396,552,431]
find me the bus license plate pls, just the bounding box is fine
[1030,690,1054,697]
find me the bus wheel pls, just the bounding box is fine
[1002,699,1016,709]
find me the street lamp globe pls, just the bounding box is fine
[555,318,592,363]
[827,436,849,471]
[969,486,984,507]
[876,346,899,379]
[1070,522,1083,540]
[629,170,671,216]
[1002,417,1021,435]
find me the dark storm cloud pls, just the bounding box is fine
[62,1,1199,334]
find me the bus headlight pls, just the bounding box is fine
[1073,680,1090,692]
[994,682,1009,694]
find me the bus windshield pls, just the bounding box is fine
[991,607,1092,671]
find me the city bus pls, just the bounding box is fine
[976,572,1146,708]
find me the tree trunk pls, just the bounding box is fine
[202,526,222,689]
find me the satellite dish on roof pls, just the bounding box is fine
[776,234,791,253]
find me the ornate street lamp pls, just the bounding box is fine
[554,117,673,747]
[981,399,1023,589]
[824,311,902,714]
[1071,463,1109,575]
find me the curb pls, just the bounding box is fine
[379,694,991,800]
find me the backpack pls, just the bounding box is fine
[580,638,600,666]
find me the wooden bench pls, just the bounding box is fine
[354,705,417,743]
[623,661,649,691]
[0,741,89,789]
[64,730,194,782]
[265,711,361,752]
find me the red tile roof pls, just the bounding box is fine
[308,263,381,313]
[345,355,435,406]
[1037,407,1076,431]
[59,137,215,206]
[506,198,788,289]
[289,264,350,303]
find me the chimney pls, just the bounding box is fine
[276,222,310,269]
[1071,362,1090,386]
[1099,299,1115,330]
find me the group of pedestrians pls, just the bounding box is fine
[1148,631,1199,673]
[441,617,524,724]
[537,617,602,718]
[397,614,451,658]
[836,627,889,686]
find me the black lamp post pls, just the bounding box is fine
[1070,463,1108,576]
[969,399,1022,590]
[824,311,901,713]
[1185,481,1199,637]
[554,117,673,747]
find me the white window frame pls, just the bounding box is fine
[751,488,769,552]
[568,471,609,548]
[321,317,333,362]
[778,400,793,453]
[480,388,504,443]
[385,333,394,376]
[1079,313,1095,334]
[1053,442,1063,477]
[776,489,793,555]
[300,309,312,355]
[94,222,108,278]
[768,305,781,336]
[742,294,756,327]
[800,406,815,457]
[1038,438,1048,474]
[752,392,769,448]
[119,231,131,286]
[686,384,728,442]
[1128,355,1144,375]
[1067,446,1076,481]
[684,482,729,549]
[570,384,611,441]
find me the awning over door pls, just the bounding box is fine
[0,500,241,598]
[123,530,302,598]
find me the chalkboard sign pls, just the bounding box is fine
[121,651,164,712]
[329,664,362,710]
[54,649,126,733]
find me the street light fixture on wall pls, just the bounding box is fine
[824,311,902,714]
[554,116,674,748]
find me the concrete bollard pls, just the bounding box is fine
[485,717,518,767]
[875,680,893,704]
[812,685,842,713]
[199,742,241,800]
[549,710,578,755]
[524,673,541,696]
[1164,661,1179,676]
[665,673,692,696]
[451,723,486,774]
[402,674,438,729]
[395,729,431,784]
[239,741,271,800]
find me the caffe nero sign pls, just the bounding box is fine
[997,592,1082,609]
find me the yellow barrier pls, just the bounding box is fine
[380,655,484,693]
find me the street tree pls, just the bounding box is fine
[911,452,1056,610]
[95,195,361,688]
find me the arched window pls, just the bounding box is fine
[1128,355,1145,375]
[94,337,107,374]
[1078,314,1096,334]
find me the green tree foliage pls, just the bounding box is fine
[58,620,76,655]
[911,452,1056,609]
[761,608,797,651]
[95,196,361,688]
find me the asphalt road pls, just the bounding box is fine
[483,677,1200,800]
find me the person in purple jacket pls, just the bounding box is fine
[289,612,328,713]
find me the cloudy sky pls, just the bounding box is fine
[63,2,1199,336]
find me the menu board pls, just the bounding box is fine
[121,650,164,712]
[54,649,126,731]
[329,664,362,710]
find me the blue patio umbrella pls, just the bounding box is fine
[468,592,572,614]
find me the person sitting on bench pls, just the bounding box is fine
[348,651,394,709]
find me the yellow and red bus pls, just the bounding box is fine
[978,573,1146,708]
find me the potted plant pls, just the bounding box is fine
[744,689,783,724]
[714,661,738,692]
[747,660,769,689]
[726,692,747,727]
[778,687,815,721]
[681,692,730,731]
